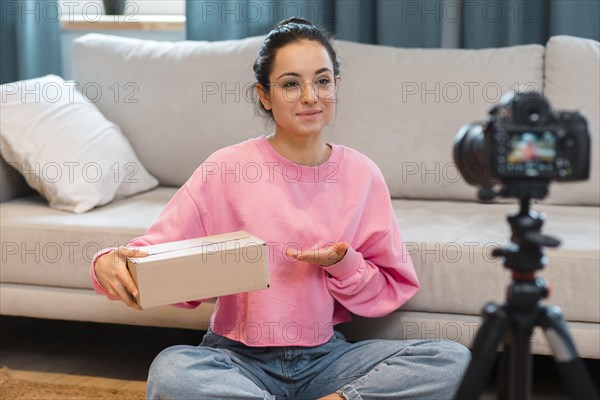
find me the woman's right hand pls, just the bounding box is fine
[94,247,148,310]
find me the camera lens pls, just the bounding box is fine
[453,123,497,187]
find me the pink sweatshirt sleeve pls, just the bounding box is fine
[320,165,420,318]
[90,177,210,308]
[321,223,419,318]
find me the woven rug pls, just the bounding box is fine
[0,368,145,400]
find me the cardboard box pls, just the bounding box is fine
[127,231,269,309]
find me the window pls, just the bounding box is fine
[59,0,185,18]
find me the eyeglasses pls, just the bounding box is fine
[267,74,339,102]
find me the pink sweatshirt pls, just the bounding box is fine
[91,136,419,347]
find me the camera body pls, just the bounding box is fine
[454,91,590,197]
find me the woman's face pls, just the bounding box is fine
[259,40,338,138]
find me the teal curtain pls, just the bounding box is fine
[186,0,600,48]
[462,0,600,48]
[186,0,336,41]
[0,0,62,84]
[334,0,448,48]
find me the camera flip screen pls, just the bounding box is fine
[496,130,560,178]
[506,131,557,164]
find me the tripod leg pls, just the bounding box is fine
[507,322,533,399]
[496,342,509,399]
[495,319,534,399]
[539,305,599,400]
[453,304,509,400]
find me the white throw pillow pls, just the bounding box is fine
[0,75,158,213]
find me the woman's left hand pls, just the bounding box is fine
[286,242,350,267]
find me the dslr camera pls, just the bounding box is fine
[454,90,590,199]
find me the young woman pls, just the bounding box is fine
[92,18,470,400]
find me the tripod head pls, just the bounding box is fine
[478,181,561,276]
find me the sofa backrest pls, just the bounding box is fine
[543,36,599,206]
[72,34,598,206]
[0,156,34,202]
[72,34,269,189]
[328,40,545,202]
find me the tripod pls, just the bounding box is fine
[454,191,599,399]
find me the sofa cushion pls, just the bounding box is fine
[395,199,599,324]
[0,283,215,331]
[72,34,270,187]
[544,35,600,206]
[2,189,597,324]
[72,34,545,203]
[0,187,176,289]
[327,40,545,201]
[0,75,158,213]
[0,156,33,203]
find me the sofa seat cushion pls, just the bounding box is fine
[2,189,597,324]
[394,199,599,323]
[0,187,178,289]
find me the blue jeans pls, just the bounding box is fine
[146,330,470,400]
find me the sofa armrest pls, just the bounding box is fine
[1,156,33,203]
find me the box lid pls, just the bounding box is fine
[129,231,265,264]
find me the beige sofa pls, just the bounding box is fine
[1,33,598,358]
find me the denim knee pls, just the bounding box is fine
[146,344,275,400]
[407,340,471,399]
[439,341,471,388]
[146,345,192,399]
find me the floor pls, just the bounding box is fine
[0,316,201,392]
[0,316,598,398]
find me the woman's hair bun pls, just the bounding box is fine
[273,17,313,30]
